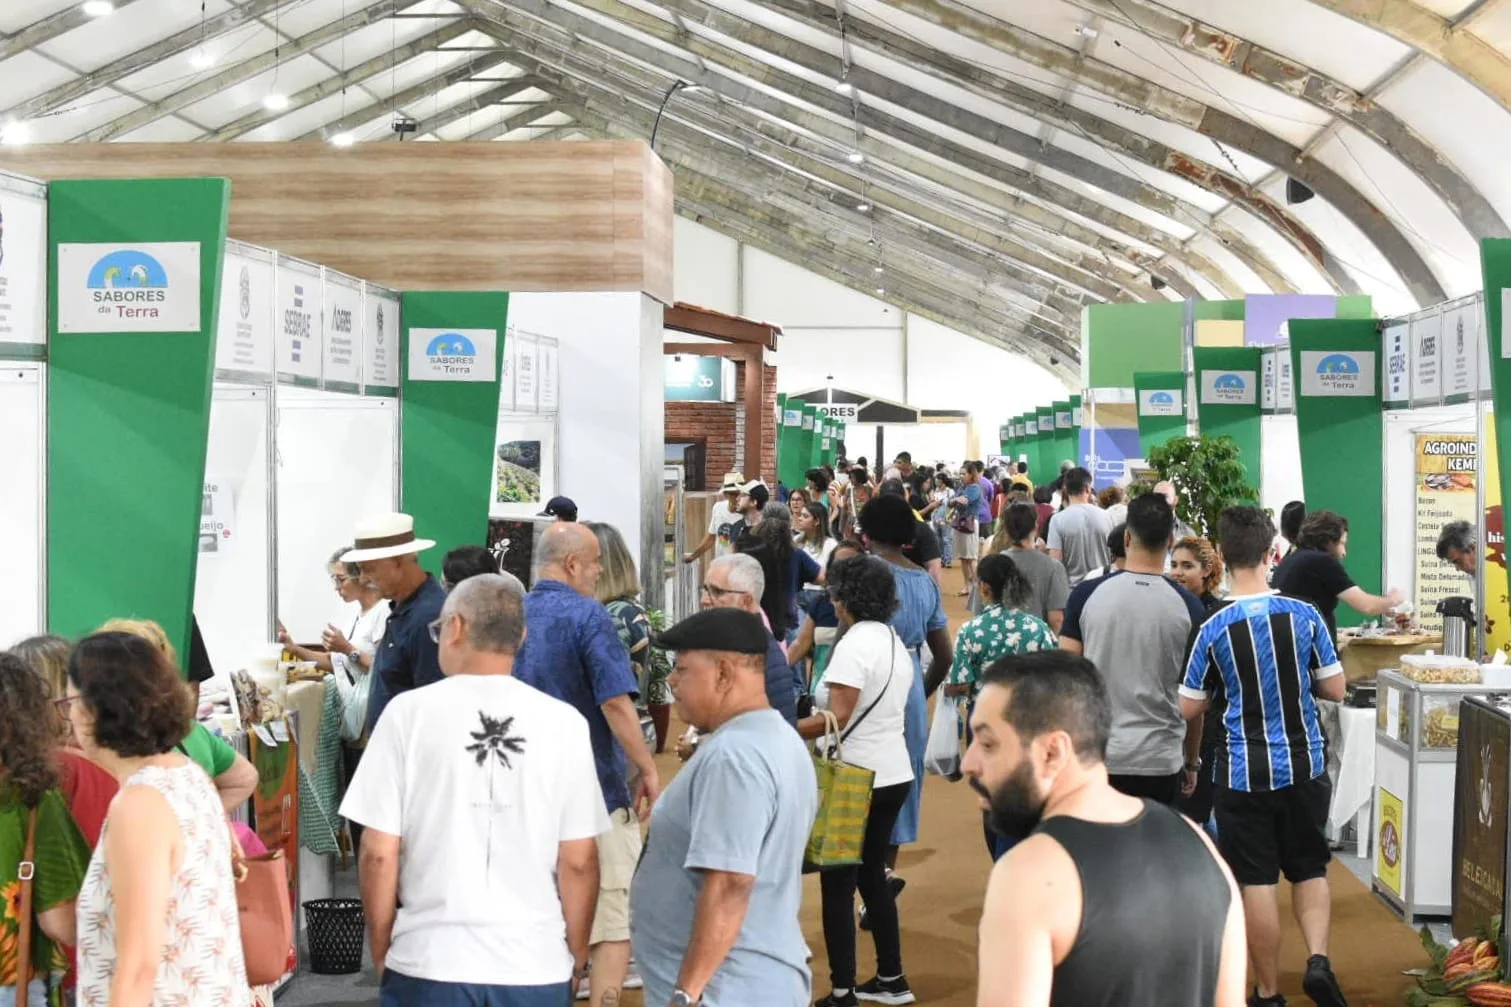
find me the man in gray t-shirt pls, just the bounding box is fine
[1058,493,1206,806]
[629,608,817,1007]
[1047,468,1114,587]
[1000,501,1070,632]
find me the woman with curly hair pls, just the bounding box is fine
[797,555,915,1007]
[1170,536,1226,613]
[0,651,89,1007]
[66,632,250,1006]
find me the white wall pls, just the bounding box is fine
[1260,415,1303,519]
[673,217,1070,454]
[0,366,44,646]
[509,292,663,600]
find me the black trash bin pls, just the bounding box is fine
[303,898,366,975]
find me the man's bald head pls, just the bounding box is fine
[536,520,604,598]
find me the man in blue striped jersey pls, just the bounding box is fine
[1179,505,1348,1007]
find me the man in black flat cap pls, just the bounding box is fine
[630,608,818,1007]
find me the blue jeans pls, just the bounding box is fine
[380,970,573,1007]
[0,979,47,1007]
[935,521,953,565]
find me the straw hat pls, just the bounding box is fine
[719,472,746,492]
[340,512,436,563]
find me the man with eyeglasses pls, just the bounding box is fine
[698,554,797,728]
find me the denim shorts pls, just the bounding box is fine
[0,978,48,1007]
[380,969,573,1007]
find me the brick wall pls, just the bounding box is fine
[664,360,779,489]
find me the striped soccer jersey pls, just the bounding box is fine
[1179,592,1342,792]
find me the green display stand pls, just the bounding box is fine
[1288,318,1384,618]
[46,177,230,662]
[1036,407,1056,483]
[400,291,508,577]
[1192,347,1262,497]
[1052,400,1074,475]
[1069,394,1083,469]
[1134,371,1188,457]
[777,396,802,489]
[801,404,819,474]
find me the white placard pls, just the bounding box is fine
[1383,321,1409,405]
[1277,355,1294,410]
[199,475,236,554]
[1411,312,1441,403]
[1261,352,1278,411]
[514,334,538,405]
[276,259,322,382]
[323,274,363,389]
[1298,349,1376,397]
[1026,419,1039,435]
[1442,303,1476,400]
[366,288,399,390]
[538,340,558,411]
[1199,369,1257,406]
[802,412,815,430]
[57,241,201,333]
[1137,388,1182,416]
[1055,410,1072,429]
[1072,406,1083,426]
[215,249,273,375]
[408,327,498,382]
[0,187,46,348]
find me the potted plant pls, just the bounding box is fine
[1144,435,1258,542]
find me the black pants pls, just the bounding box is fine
[821,781,910,989]
[1109,772,1181,806]
[343,743,365,854]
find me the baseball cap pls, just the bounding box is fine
[540,496,578,520]
[657,607,770,656]
[740,481,770,509]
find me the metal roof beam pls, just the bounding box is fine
[421,97,565,141]
[867,0,1444,304]
[202,21,486,140]
[2,0,298,124]
[460,16,1123,311]
[1059,0,1506,238]
[77,0,420,142]
[460,0,1257,296]
[0,0,151,62]
[346,81,550,141]
[1306,0,1511,112]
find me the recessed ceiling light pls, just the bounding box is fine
[0,122,30,146]
[81,0,114,16]
[330,132,355,147]
[846,150,865,164]
[263,93,289,111]
[835,78,855,96]
[189,49,216,70]
[873,266,884,274]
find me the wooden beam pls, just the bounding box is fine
[664,341,766,479]
[664,302,780,352]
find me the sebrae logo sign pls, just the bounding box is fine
[1299,350,1375,398]
[58,241,201,333]
[408,327,497,382]
[1200,369,1256,406]
[1138,388,1181,417]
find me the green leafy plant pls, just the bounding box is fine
[1145,435,1258,542]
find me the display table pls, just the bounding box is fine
[1339,633,1441,684]
[1327,704,1376,859]
[285,680,336,907]
[1373,670,1483,919]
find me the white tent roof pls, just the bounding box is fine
[5,0,1509,372]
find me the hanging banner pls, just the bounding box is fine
[276,257,321,384]
[1383,321,1410,407]
[1261,351,1279,412]
[408,327,498,383]
[1443,302,1478,404]
[215,247,273,377]
[322,273,363,392]
[365,288,399,393]
[57,241,202,334]
[0,180,46,354]
[1199,369,1257,406]
[1412,311,1442,405]
[538,339,558,412]
[515,333,538,408]
[1415,433,1478,633]
[1298,349,1377,398]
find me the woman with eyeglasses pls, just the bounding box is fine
[0,651,90,1007]
[66,633,251,1007]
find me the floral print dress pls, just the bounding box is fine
[75,763,249,1007]
[947,603,1058,700]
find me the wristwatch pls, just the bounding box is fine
[1184,759,1203,773]
[668,989,699,1007]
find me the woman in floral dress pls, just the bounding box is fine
[944,552,1057,860]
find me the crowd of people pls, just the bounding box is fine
[1,448,1441,1007]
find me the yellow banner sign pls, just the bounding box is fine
[1377,787,1405,898]
[1415,433,1478,633]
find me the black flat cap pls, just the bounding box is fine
[657,607,770,656]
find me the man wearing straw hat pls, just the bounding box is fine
[345,512,448,734]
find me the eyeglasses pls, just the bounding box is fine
[52,695,75,715]
[699,583,748,600]
[427,615,457,643]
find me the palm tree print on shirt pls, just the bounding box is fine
[466,711,528,874]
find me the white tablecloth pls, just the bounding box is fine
[1326,703,1376,852]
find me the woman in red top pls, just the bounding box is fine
[11,635,119,845]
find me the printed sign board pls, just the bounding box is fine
[407,327,498,382]
[57,241,201,333]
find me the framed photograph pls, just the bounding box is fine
[491,417,557,519]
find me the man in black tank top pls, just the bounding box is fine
[961,651,1247,1007]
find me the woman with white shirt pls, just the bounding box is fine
[797,555,916,1007]
[794,503,838,590]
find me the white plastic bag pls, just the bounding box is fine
[924,694,963,780]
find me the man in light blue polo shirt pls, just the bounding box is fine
[631,607,817,1007]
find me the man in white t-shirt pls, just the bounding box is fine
[684,471,745,565]
[342,574,609,1007]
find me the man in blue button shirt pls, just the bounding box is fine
[345,512,448,736]
[514,521,661,1007]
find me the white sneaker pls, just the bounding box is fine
[624,961,644,991]
[575,978,590,1001]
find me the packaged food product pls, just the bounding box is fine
[1400,654,1482,685]
[1421,695,1463,749]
